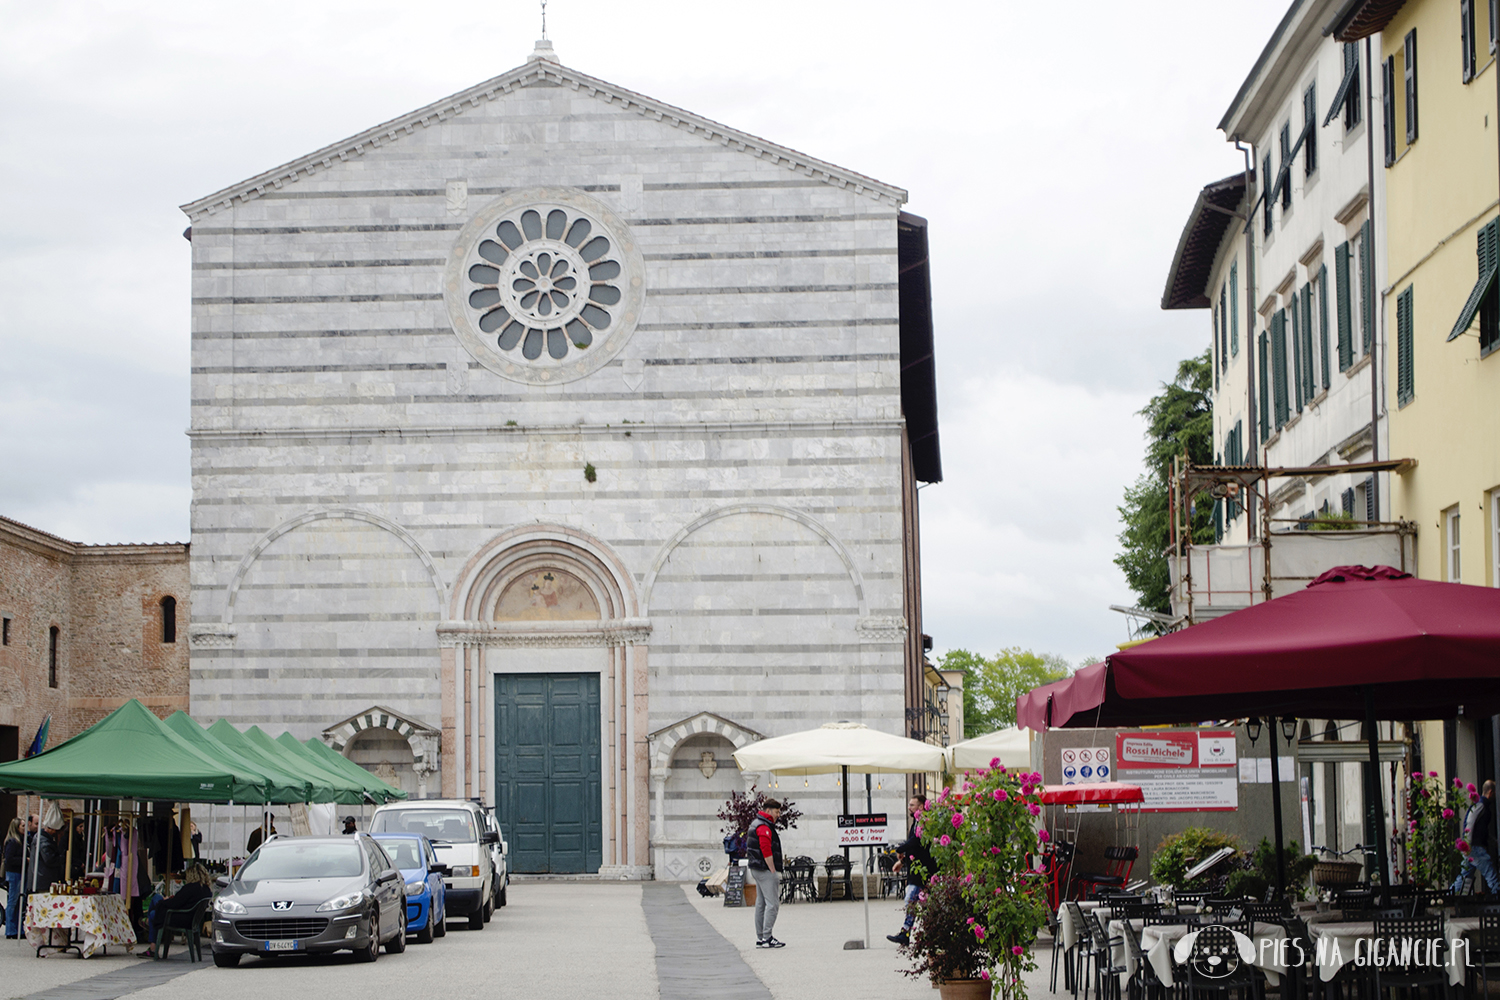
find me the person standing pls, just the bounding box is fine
[3,819,23,938]
[1454,780,1500,893]
[747,799,785,949]
[342,816,358,835]
[886,796,935,946]
[35,808,65,893]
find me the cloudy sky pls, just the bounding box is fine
[0,0,1289,665]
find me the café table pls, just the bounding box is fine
[1306,916,1480,986]
[1111,918,1288,989]
[24,893,137,958]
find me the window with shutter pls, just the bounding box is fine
[1383,56,1397,165]
[1360,220,1375,353]
[1262,156,1274,235]
[1397,284,1415,406]
[1364,475,1377,523]
[1463,0,1477,83]
[1482,220,1500,356]
[1336,242,1354,370]
[1342,488,1356,517]
[1318,264,1332,389]
[1279,124,1293,210]
[1272,310,1289,428]
[1446,217,1497,346]
[1230,262,1240,355]
[1220,285,1229,369]
[1212,307,1220,392]
[1259,331,1271,440]
[1291,292,1305,412]
[1345,43,1363,128]
[1301,282,1316,400]
[1304,84,1318,176]
[1405,29,1419,144]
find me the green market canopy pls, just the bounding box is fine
[0,700,267,803]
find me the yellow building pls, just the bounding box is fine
[1336,0,1500,588]
[1334,0,1500,786]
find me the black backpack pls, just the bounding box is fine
[723,831,746,857]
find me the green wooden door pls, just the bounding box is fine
[494,673,601,873]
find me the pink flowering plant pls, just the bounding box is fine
[899,761,1050,996]
[1405,770,1474,889]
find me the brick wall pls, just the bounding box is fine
[0,515,189,744]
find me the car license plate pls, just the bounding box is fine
[264,940,298,951]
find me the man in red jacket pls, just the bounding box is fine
[747,800,785,948]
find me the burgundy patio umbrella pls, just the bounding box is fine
[1016,567,1500,891]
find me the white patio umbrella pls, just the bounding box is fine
[945,726,1031,772]
[732,721,945,950]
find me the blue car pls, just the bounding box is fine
[372,833,448,943]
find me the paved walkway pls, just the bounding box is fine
[0,883,1056,999]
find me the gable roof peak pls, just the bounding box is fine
[180,54,906,219]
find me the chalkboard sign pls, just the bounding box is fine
[724,862,747,907]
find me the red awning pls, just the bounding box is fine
[1039,782,1145,805]
[1017,566,1500,729]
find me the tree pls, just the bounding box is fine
[1114,351,1216,626]
[940,648,1070,735]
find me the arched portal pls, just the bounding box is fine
[439,525,650,878]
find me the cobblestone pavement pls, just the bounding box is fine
[0,883,1055,999]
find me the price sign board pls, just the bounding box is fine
[723,861,747,907]
[836,812,889,846]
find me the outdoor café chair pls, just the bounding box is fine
[1123,919,1178,1000]
[782,856,817,904]
[820,854,853,902]
[1182,923,1261,1000]
[1370,913,1449,1000]
[1060,901,1088,997]
[156,896,212,963]
[1085,911,1127,1000]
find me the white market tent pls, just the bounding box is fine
[732,721,945,949]
[945,726,1031,772]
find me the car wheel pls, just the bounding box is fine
[354,914,379,963]
[468,906,484,931]
[417,904,435,944]
[434,903,447,937]
[385,913,406,954]
[212,951,241,968]
[497,883,507,908]
[483,895,493,923]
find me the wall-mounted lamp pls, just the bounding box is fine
[1246,718,1262,746]
[1280,717,1297,743]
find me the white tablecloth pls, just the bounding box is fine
[1307,917,1479,986]
[1111,919,1287,988]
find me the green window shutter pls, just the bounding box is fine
[1336,242,1354,370]
[1291,292,1305,412]
[1259,331,1271,440]
[1447,217,1498,341]
[1263,155,1274,235]
[1318,264,1332,389]
[1303,85,1318,176]
[1397,285,1415,406]
[1463,0,1476,83]
[1220,285,1229,370]
[1212,308,1220,392]
[1360,220,1375,354]
[1300,284,1315,400]
[1383,56,1397,165]
[1405,29,1419,143]
[1230,263,1240,355]
[1278,308,1290,425]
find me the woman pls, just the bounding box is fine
[3,819,23,939]
[138,863,213,958]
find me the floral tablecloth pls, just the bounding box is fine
[25,894,137,958]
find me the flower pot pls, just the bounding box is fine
[938,979,993,1000]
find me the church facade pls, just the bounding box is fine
[182,42,941,879]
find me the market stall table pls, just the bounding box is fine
[1306,917,1480,986]
[24,893,136,958]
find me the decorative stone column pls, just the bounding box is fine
[650,766,670,840]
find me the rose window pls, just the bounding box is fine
[446,188,644,385]
[465,207,625,362]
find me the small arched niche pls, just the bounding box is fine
[345,727,418,798]
[493,567,601,621]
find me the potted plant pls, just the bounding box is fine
[902,761,1051,1000]
[1406,771,1475,889]
[715,786,801,858]
[901,875,994,999]
[1149,827,1241,891]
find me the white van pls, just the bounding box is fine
[370,799,496,930]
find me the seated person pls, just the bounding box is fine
[138,864,213,958]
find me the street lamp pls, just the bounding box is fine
[1280,717,1298,743]
[1246,717,1262,746]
